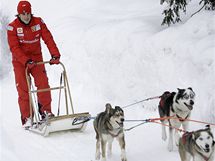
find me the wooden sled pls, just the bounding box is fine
[25,61,90,136]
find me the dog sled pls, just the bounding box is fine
[25,61,90,136]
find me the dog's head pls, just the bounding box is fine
[192,125,214,154]
[105,103,125,129]
[175,87,195,111]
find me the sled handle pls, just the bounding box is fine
[27,61,74,114]
[25,61,75,126]
[35,61,66,71]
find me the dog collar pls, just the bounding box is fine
[176,114,189,121]
[106,120,122,137]
[106,120,113,130]
[182,132,193,144]
[171,106,190,121]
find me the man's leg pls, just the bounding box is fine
[13,61,30,124]
[31,64,52,114]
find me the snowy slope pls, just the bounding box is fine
[0,0,215,161]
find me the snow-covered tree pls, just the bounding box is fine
[161,0,187,26]
[0,11,11,80]
[202,0,215,10]
[161,0,215,26]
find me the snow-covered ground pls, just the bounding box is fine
[0,0,215,161]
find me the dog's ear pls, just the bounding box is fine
[115,106,121,111]
[105,103,112,114]
[205,125,212,134]
[177,88,182,94]
[192,133,196,140]
[205,124,210,129]
[188,87,193,91]
[204,125,214,140]
[177,88,185,93]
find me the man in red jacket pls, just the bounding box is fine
[7,1,61,128]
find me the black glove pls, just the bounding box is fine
[26,59,36,70]
[50,56,60,65]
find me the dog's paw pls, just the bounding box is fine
[95,152,100,160]
[168,137,174,152]
[167,144,173,152]
[107,151,112,158]
[101,157,106,161]
[121,157,127,161]
[121,150,127,161]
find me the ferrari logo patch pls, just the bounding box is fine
[31,24,41,32]
[17,28,23,33]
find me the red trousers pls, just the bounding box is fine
[13,57,52,124]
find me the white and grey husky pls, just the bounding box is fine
[158,87,195,151]
[93,103,127,161]
[179,125,215,161]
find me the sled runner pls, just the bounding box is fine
[25,61,90,136]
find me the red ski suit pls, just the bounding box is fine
[7,16,60,124]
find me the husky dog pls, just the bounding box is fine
[158,87,195,151]
[93,103,127,161]
[160,0,170,5]
[179,125,215,161]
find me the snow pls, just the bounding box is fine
[0,0,215,161]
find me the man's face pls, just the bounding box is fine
[19,12,31,24]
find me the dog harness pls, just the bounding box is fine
[106,120,123,137]
[171,106,190,122]
[159,91,171,108]
[181,132,193,145]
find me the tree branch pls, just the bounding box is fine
[190,3,206,17]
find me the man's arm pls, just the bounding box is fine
[7,25,29,66]
[40,18,61,58]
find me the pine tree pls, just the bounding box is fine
[191,0,215,17]
[200,0,215,10]
[161,0,215,26]
[161,0,187,26]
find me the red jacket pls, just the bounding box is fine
[7,16,60,66]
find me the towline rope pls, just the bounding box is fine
[124,116,215,132]
[75,115,215,132]
[122,95,161,109]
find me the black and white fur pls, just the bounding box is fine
[158,87,195,151]
[160,0,170,5]
[179,125,215,161]
[93,103,127,161]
